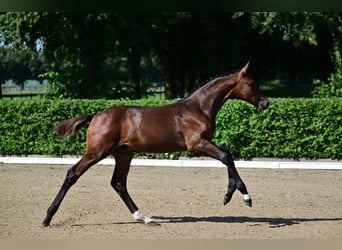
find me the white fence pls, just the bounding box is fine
[1,156,341,170]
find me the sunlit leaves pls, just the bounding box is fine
[248,12,319,46]
[1,98,341,159]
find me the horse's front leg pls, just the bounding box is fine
[222,152,252,207]
[188,139,252,207]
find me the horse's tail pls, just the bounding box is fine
[54,115,93,138]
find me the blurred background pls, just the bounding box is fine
[1,12,341,100]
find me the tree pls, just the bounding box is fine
[109,13,154,99]
[0,12,162,99]
[0,48,4,98]
[235,12,341,94]
[0,12,120,98]
[0,46,45,92]
[6,50,33,90]
[1,12,340,99]
[149,13,243,99]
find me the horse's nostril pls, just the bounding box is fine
[258,99,269,110]
[265,101,270,109]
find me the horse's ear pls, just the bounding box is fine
[238,61,250,80]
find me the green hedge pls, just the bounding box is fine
[1,98,341,159]
[213,98,342,159]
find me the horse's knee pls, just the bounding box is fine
[63,168,78,187]
[111,179,126,196]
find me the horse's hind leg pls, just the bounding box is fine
[42,153,105,227]
[111,146,154,224]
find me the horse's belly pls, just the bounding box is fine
[133,144,185,153]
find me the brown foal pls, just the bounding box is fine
[42,62,269,226]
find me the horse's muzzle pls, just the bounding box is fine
[258,98,269,110]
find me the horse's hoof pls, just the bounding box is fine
[42,218,50,227]
[137,218,160,226]
[223,194,232,205]
[133,210,159,225]
[146,220,161,226]
[42,221,50,227]
[242,194,252,207]
[244,198,252,207]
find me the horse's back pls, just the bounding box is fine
[86,104,187,153]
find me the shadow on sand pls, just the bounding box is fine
[150,215,342,228]
[70,215,342,228]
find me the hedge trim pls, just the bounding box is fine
[1,98,341,159]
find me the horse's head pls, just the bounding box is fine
[231,62,269,111]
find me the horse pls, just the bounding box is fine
[42,62,269,226]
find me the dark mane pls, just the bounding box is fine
[178,70,240,102]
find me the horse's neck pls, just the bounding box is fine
[190,76,237,119]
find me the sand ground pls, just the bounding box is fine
[1,163,341,239]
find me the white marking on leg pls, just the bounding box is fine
[132,210,153,224]
[243,194,251,201]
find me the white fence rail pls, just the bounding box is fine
[1,156,341,170]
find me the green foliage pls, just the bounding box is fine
[247,12,319,46]
[214,98,342,159]
[1,98,341,159]
[0,46,46,88]
[2,12,340,100]
[312,72,342,97]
